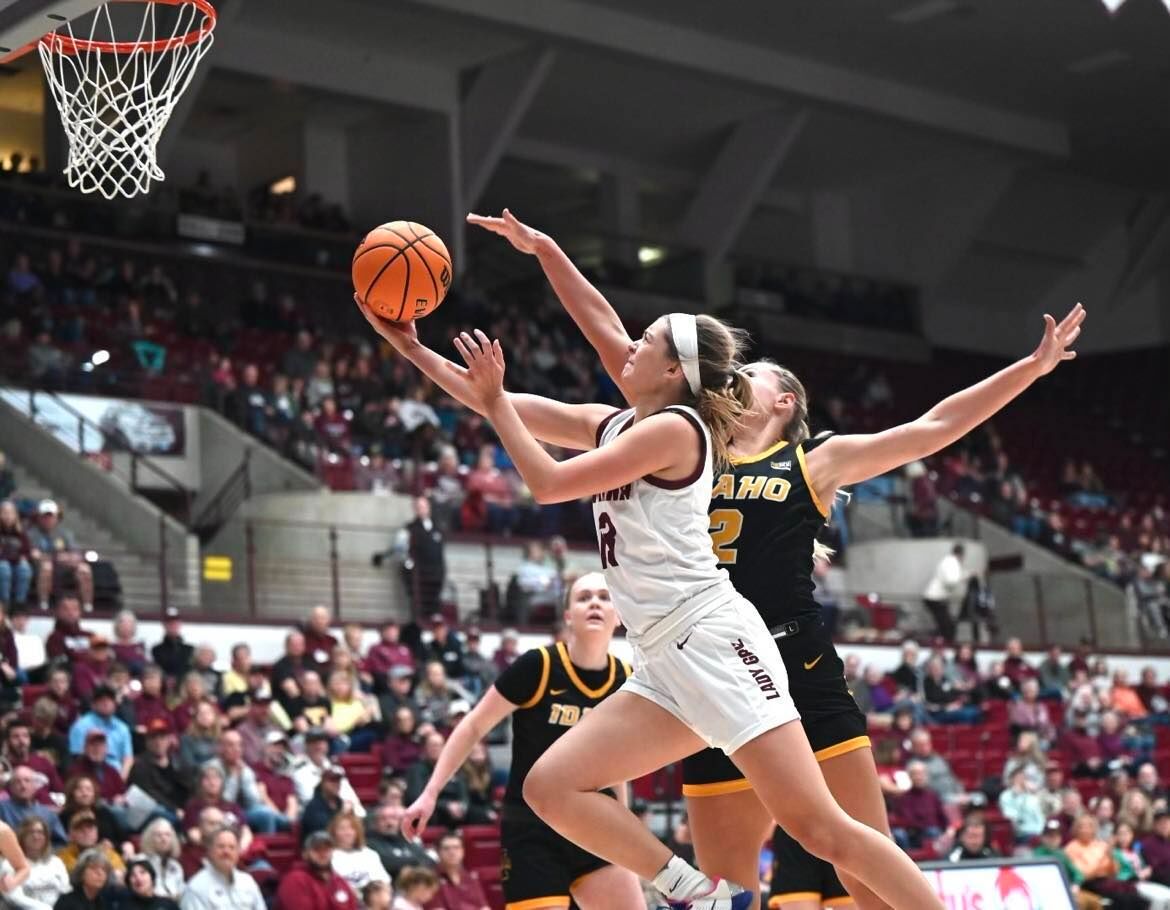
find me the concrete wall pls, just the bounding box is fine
[191,408,319,520]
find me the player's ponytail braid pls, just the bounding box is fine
[666,314,752,471]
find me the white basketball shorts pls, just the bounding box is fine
[622,593,801,755]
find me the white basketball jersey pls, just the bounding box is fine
[591,406,731,643]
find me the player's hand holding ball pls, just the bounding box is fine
[352,219,451,321]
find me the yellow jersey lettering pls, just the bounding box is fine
[763,477,792,502]
[711,474,735,500]
[736,476,766,500]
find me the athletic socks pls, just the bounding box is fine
[653,855,714,901]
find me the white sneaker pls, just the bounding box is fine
[661,878,753,910]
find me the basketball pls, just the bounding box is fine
[352,221,452,322]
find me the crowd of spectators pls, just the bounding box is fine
[848,636,1170,908]
[0,597,554,910]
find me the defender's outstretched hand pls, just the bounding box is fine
[453,329,506,405]
[466,208,543,255]
[1031,303,1086,375]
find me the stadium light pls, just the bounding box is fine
[90,349,110,366]
[638,246,665,265]
[1100,0,1170,12]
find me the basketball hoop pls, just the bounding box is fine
[36,0,216,199]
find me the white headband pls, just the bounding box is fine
[667,313,702,396]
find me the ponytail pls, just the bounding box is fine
[697,369,753,472]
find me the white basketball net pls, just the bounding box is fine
[38,1,215,200]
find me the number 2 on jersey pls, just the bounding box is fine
[709,509,744,564]
[597,511,619,568]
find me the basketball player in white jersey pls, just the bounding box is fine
[358,300,944,910]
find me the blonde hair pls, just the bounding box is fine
[664,314,752,471]
[749,359,811,445]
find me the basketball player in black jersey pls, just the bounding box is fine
[401,572,642,910]
[465,208,1086,910]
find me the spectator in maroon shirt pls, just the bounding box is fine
[1063,721,1106,778]
[72,635,114,702]
[4,717,63,802]
[304,605,339,678]
[382,707,424,777]
[46,666,79,733]
[67,730,127,803]
[61,773,123,844]
[1143,810,1170,885]
[111,610,147,678]
[182,764,247,844]
[130,665,173,739]
[365,620,415,691]
[891,762,950,850]
[170,671,212,735]
[491,629,520,674]
[314,397,351,453]
[252,731,300,823]
[1096,711,1132,766]
[1002,638,1037,689]
[424,832,489,910]
[45,595,93,663]
[276,830,359,910]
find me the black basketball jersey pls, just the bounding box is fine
[709,435,832,629]
[494,641,631,815]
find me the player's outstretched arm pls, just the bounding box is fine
[455,329,697,504]
[402,687,517,838]
[357,297,615,451]
[808,303,1086,499]
[467,209,636,403]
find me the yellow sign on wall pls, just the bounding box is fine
[203,556,232,582]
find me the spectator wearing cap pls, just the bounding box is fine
[293,730,364,817]
[4,718,63,804]
[491,630,519,674]
[277,830,359,910]
[304,607,339,679]
[110,611,147,679]
[126,719,186,826]
[123,856,180,910]
[404,732,468,830]
[363,805,433,881]
[300,765,348,846]
[252,732,300,825]
[1032,819,1101,910]
[28,501,93,612]
[377,667,416,728]
[66,732,126,806]
[419,615,463,682]
[458,629,495,699]
[180,826,265,910]
[207,730,290,835]
[428,832,489,910]
[45,597,93,666]
[150,610,192,685]
[235,693,280,767]
[1144,811,1170,885]
[365,622,414,693]
[55,812,124,880]
[71,636,113,703]
[0,766,66,843]
[67,686,133,777]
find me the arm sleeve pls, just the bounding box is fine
[492,649,547,706]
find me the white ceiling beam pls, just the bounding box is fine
[462,47,556,207]
[406,0,1069,157]
[213,22,458,113]
[674,109,807,260]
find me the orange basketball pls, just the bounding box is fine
[352,221,452,322]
